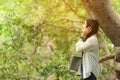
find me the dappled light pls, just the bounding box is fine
[0,0,120,80]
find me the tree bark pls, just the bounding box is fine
[115,47,120,80]
[81,0,120,79]
[99,54,114,63]
[81,0,120,47]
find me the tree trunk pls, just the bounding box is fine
[115,47,120,80]
[81,0,120,47]
[81,0,120,79]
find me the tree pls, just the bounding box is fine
[81,0,120,79]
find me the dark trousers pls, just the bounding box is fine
[81,73,97,80]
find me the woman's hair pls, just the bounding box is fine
[85,18,99,39]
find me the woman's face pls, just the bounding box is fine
[81,21,87,32]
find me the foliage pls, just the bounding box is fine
[0,0,119,79]
[39,51,80,80]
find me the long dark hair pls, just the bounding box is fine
[85,18,99,40]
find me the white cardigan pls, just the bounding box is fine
[76,34,99,79]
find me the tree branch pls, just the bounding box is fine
[49,24,81,34]
[51,18,83,25]
[32,46,38,55]
[99,54,115,63]
[62,0,86,19]
[99,35,111,55]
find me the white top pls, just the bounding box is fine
[76,34,99,79]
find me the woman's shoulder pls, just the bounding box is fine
[87,34,97,40]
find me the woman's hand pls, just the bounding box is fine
[79,38,83,42]
[81,27,92,37]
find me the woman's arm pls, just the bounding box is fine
[76,35,98,52]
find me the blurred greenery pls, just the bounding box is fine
[0,0,119,80]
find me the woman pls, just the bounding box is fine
[76,18,99,80]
